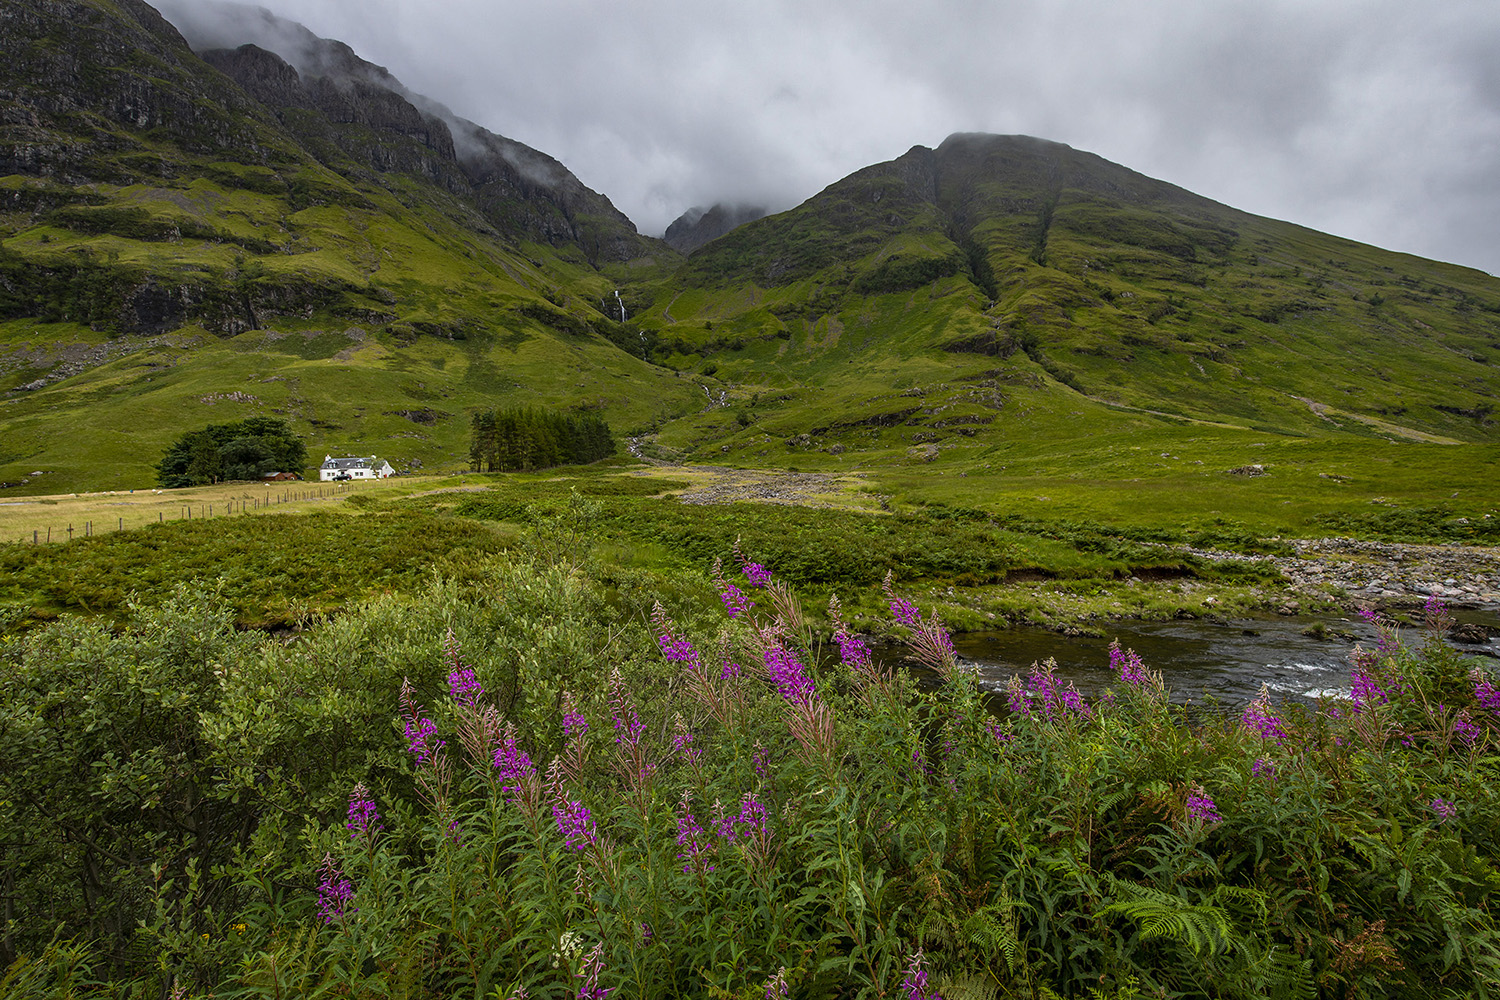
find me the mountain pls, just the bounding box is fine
[0,0,699,494]
[0,0,1497,499]
[663,203,769,254]
[632,133,1500,464]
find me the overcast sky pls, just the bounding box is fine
[160,0,1500,275]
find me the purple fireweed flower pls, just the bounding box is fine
[1454,711,1480,746]
[657,633,702,670]
[744,563,772,587]
[711,798,736,842]
[561,691,588,739]
[721,659,742,680]
[553,799,598,851]
[889,598,922,627]
[742,562,772,588]
[1005,675,1034,718]
[608,669,644,747]
[900,949,942,1000]
[576,942,611,1000]
[835,628,874,674]
[652,603,704,670]
[732,538,774,587]
[404,715,443,766]
[446,819,462,845]
[882,570,922,626]
[1252,757,1276,781]
[719,580,753,618]
[765,968,790,1000]
[752,743,769,780]
[1475,672,1500,713]
[493,729,536,794]
[1350,668,1389,711]
[987,719,1015,744]
[764,645,817,707]
[1430,797,1457,823]
[1109,641,1151,688]
[1242,685,1288,745]
[1186,791,1223,825]
[1012,659,1091,722]
[1358,606,1400,654]
[316,853,354,924]
[448,666,483,707]
[675,796,714,874]
[672,715,703,769]
[736,792,769,839]
[444,629,483,707]
[1424,594,1453,632]
[345,783,380,840]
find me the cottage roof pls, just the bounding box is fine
[321,455,378,470]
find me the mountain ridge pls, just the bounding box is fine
[0,0,1496,500]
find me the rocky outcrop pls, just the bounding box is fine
[664,203,770,254]
[181,4,654,264]
[0,0,289,182]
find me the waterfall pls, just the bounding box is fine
[613,290,627,323]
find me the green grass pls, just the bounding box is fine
[0,509,509,625]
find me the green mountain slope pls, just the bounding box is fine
[0,0,699,492]
[631,134,1500,469]
[0,1,1496,512]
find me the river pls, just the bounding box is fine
[951,610,1500,709]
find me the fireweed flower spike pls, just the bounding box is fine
[552,796,598,852]
[1473,668,1500,713]
[1430,797,1457,823]
[764,968,790,1000]
[1186,789,1223,825]
[444,627,483,708]
[493,723,538,810]
[316,853,354,924]
[1109,640,1150,688]
[1349,666,1390,712]
[882,570,922,626]
[675,792,714,875]
[561,690,588,738]
[901,949,943,1000]
[345,783,380,840]
[399,677,452,813]
[400,678,445,766]
[607,667,645,748]
[652,602,703,671]
[734,537,772,588]
[713,555,754,618]
[576,941,611,1000]
[1424,594,1454,633]
[1242,683,1289,745]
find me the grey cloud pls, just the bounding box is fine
[156,0,1499,273]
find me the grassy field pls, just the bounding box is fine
[0,476,395,544]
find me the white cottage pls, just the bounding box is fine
[319,455,395,481]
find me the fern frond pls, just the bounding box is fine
[1098,880,1233,956]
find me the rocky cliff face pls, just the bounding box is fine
[0,0,292,183]
[174,2,657,264]
[663,203,770,254]
[0,0,660,265]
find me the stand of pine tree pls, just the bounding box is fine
[468,407,615,471]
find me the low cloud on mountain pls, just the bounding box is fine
[157,0,1500,274]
